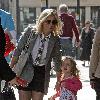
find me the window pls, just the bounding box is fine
[20,7,36,32]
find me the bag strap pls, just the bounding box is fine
[24,30,35,52]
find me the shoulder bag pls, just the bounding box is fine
[12,31,34,83]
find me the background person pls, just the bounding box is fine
[10,9,62,100]
[59,4,80,56]
[80,20,95,66]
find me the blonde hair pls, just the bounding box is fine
[36,9,62,36]
[59,4,68,13]
[62,56,80,77]
[85,20,91,25]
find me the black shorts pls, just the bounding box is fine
[17,65,45,93]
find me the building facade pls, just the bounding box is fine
[3,0,100,32]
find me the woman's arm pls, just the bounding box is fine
[10,26,32,68]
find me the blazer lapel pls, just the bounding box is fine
[28,32,38,53]
[28,32,56,65]
[45,35,56,65]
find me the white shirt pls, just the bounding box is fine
[31,33,50,66]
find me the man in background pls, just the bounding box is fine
[59,4,80,56]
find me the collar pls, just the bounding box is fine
[40,33,51,40]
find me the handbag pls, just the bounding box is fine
[0,82,16,100]
[12,31,34,83]
[12,51,28,76]
[4,32,15,57]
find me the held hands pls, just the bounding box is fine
[8,76,28,87]
[8,77,19,87]
[16,76,28,87]
[55,81,60,92]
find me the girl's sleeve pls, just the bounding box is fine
[62,77,82,92]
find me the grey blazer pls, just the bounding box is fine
[13,26,62,94]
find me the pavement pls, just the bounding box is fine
[14,60,96,100]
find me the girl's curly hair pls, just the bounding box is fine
[61,56,80,78]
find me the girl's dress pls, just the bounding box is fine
[49,76,82,100]
[59,76,82,100]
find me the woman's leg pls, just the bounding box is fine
[32,91,44,100]
[18,90,32,100]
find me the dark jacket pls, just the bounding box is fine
[80,27,95,60]
[0,25,16,82]
[59,13,79,42]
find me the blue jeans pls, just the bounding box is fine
[60,38,73,56]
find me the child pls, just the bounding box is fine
[49,56,82,100]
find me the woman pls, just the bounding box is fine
[80,20,95,66]
[10,9,62,100]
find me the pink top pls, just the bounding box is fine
[60,76,82,95]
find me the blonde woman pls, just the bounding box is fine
[10,9,62,100]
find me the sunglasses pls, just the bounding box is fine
[45,19,58,25]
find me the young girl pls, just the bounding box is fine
[49,56,82,100]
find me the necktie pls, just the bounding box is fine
[34,38,46,65]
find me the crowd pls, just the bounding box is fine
[0,3,99,100]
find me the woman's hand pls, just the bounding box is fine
[16,76,28,87]
[8,77,19,87]
[8,77,28,87]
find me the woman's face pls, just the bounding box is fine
[85,22,90,28]
[61,59,72,74]
[42,15,58,36]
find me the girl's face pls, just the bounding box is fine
[61,59,72,74]
[42,15,58,36]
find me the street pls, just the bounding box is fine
[14,60,96,100]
